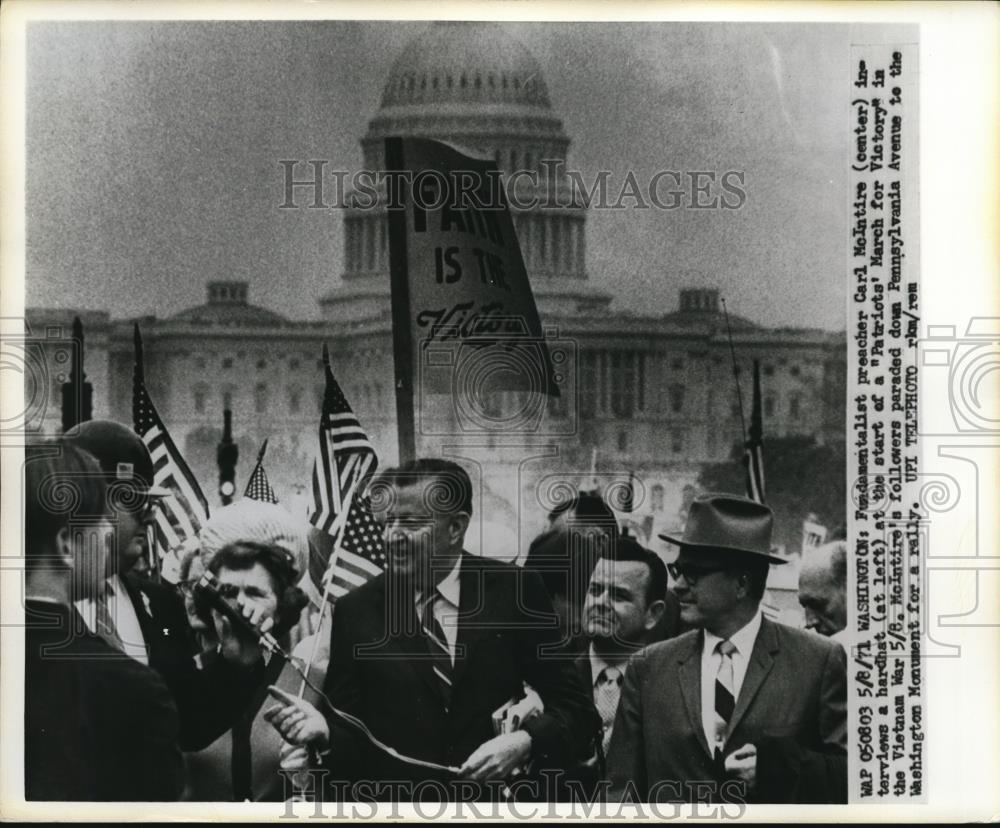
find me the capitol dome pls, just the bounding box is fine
[321,21,612,322]
[379,21,552,110]
[361,22,570,171]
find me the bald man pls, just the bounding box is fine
[797,541,848,644]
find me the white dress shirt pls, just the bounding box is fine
[74,574,149,665]
[700,610,763,751]
[587,646,630,688]
[415,557,462,663]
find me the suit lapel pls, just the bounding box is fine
[726,617,779,741]
[450,553,489,691]
[677,631,713,758]
[121,573,156,645]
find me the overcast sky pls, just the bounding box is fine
[26,20,860,330]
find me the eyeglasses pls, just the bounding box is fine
[667,562,728,585]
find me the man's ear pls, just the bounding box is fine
[644,598,667,631]
[448,512,471,547]
[53,526,75,568]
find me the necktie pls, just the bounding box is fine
[420,591,453,711]
[94,584,125,653]
[713,639,737,757]
[594,666,623,754]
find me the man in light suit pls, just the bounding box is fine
[266,458,599,801]
[607,494,846,805]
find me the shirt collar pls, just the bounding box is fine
[703,610,763,659]
[437,556,462,607]
[588,643,629,686]
[106,573,124,597]
[418,555,463,608]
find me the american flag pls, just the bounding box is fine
[244,439,278,503]
[743,359,766,504]
[132,325,210,564]
[308,344,384,600]
[318,494,387,600]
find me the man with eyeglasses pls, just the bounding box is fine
[68,419,178,667]
[607,494,847,804]
[66,419,252,751]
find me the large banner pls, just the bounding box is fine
[384,137,558,458]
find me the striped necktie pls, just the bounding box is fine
[420,591,453,711]
[595,666,623,754]
[713,639,737,757]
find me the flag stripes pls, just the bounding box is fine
[308,344,385,602]
[133,326,209,567]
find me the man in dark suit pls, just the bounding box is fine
[607,494,847,805]
[24,440,184,800]
[553,535,679,800]
[576,536,679,758]
[524,491,619,655]
[66,419,259,750]
[266,458,599,801]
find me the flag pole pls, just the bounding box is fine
[297,463,365,696]
[721,298,748,446]
[246,438,268,491]
[745,358,766,503]
[385,137,416,465]
[133,325,161,583]
[252,438,268,475]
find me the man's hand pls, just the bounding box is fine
[264,686,330,749]
[235,592,275,635]
[458,731,532,782]
[724,743,757,791]
[212,592,276,667]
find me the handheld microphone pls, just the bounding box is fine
[193,570,283,655]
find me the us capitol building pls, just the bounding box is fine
[27,22,845,557]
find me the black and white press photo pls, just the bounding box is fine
[2,3,998,822]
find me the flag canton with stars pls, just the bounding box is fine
[323,494,387,600]
[245,462,278,503]
[133,377,160,438]
[133,367,209,560]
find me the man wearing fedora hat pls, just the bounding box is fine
[607,493,846,804]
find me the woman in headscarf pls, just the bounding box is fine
[181,500,321,801]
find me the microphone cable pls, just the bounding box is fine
[194,571,460,775]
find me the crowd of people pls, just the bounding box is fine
[23,418,848,805]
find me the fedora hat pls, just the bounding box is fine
[659,493,786,564]
[65,419,171,497]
